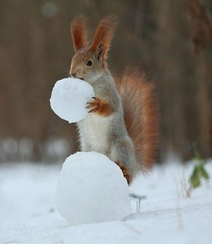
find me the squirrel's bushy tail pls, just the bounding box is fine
[115,68,159,170]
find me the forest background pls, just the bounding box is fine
[0,0,212,163]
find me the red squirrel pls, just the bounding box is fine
[69,15,159,184]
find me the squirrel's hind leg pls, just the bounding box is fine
[110,137,137,184]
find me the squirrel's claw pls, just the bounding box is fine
[88,108,98,113]
[86,97,96,105]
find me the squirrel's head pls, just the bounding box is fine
[70,15,118,84]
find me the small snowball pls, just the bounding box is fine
[56,152,131,226]
[50,77,95,123]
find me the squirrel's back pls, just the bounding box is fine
[115,68,159,170]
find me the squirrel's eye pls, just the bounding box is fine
[86,59,93,67]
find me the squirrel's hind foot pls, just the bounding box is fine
[115,161,132,185]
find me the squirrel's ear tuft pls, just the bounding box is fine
[91,15,118,63]
[71,15,88,52]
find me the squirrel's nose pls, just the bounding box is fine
[70,73,76,78]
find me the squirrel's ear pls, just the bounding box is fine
[91,15,118,63]
[71,15,88,52]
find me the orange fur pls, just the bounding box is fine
[86,97,114,116]
[115,161,132,184]
[91,15,118,66]
[115,68,159,170]
[71,15,88,51]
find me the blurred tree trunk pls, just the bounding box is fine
[154,0,188,159]
[187,0,212,158]
[193,50,211,158]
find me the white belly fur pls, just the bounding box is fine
[78,113,112,154]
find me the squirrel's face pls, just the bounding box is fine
[70,47,104,84]
[70,15,118,84]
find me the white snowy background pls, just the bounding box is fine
[1,158,212,244]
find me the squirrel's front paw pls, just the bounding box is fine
[86,97,113,116]
[86,97,101,113]
[115,162,132,185]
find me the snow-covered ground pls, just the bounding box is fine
[0,160,212,244]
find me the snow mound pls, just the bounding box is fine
[56,151,131,226]
[50,77,94,123]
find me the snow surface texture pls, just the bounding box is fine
[56,151,131,225]
[1,161,212,244]
[50,77,94,123]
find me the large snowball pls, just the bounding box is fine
[50,77,95,123]
[56,152,131,226]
